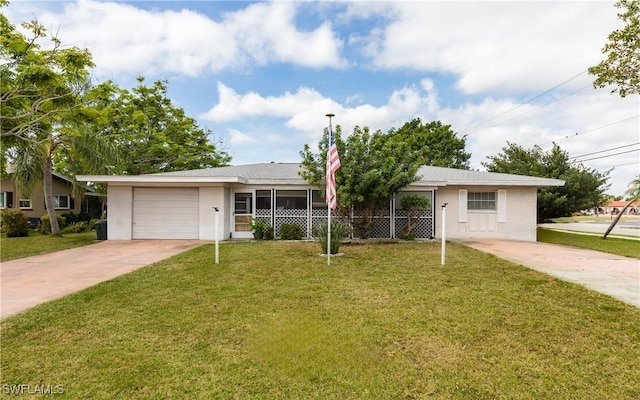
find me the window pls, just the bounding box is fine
[468,191,496,210]
[276,190,307,209]
[19,198,32,209]
[0,192,5,208]
[54,194,70,209]
[234,193,252,215]
[256,190,271,210]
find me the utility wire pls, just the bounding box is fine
[573,148,639,163]
[569,142,640,160]
[540,114,640,147]
[461,69,588,136]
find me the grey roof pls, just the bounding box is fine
[78,162,564,187]
[415,166,565,187]
[152,163,564,187]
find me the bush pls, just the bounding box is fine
[264,226,274,240]
[312,221,351,254]
[61,221,89,234]
[279,223,304,240]
[1,209,31,237]
[61,212,92,227]
[38,214,66,235]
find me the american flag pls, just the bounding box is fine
[326,128,341,210]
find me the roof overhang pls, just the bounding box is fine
[76,175,247,184]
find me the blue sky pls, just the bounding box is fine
[6,0,639,195]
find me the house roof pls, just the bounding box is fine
[605,200,638,208]
[77,163,565,188]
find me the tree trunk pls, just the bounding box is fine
[43,156,61,236]
[602,200,634,239]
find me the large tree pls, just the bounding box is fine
[589,0,640,97]
[78,78,231,176]
[387,118,471,169]
[300,125,420,238]
[483,142,610,221]
[1,8,116,235]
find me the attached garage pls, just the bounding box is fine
[133,187,199,239]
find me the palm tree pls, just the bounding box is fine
[602,175,640,239]
[12,124,119,235]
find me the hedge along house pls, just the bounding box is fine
[76,163,564,242]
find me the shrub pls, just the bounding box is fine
[38,214,66,235]
[61,221,89,234]
[264,226,274,240]
[1,209,31,237]
[61,212,92,227]
[249,218,271,240]
[280,223,304,240]
[312,221,351,254]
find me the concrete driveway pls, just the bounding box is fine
[464,239,640,307]
[1,240,203,320]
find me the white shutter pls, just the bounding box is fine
[458,189,467,222]
[498,190,507,223]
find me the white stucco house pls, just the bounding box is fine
[77,163,564,242]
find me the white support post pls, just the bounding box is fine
[441,203,448,266]
[214,207,219,264]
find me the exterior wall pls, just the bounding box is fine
[107,186,133,240]
[198,187,227,240]
[435,186,538,242]
[1,176,84,222]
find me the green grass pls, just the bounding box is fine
[2,241,639,399]
[0,231,98,261]
[538,228,640,258]
[551,215,639,223]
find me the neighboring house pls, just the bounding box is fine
[601,200,638,215]
[0,172,102,226]
[78,163,564,242]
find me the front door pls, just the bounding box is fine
[233,192,253,238]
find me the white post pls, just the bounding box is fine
[441,203,448,265]
[327,204,331,266]
[214,207,219,264]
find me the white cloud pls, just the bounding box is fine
[352,2,619,95]
[227,129,256,145]
[5,0,346,78]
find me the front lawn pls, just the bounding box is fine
[538,228,640,258]
[1,241,639,399]
[0,231,98,261]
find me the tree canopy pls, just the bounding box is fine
[65,78,231,176]
[483,142,610,221]
[589,0,640,97]
[300,125,420,238]
[0,6,116,234]
[387,118,471,169]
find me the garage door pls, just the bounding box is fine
[133,188,199,239]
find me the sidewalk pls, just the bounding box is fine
[464,239,640,307]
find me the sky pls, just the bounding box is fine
[5,0,639,196]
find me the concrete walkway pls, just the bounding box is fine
[464,239,640,307]
[1,240,203,320]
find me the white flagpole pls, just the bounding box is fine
[326,113,335,266]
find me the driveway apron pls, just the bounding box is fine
[464,239,640,307]
[1,240,203,320]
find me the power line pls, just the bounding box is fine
[569,142,640,160]
[573,148,639,163]
[540,114,640,147]
[461,69,588,136]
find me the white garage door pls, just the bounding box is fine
[133,188,199,239]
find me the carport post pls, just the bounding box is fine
[214,207,219,264]
[441,203,448,265]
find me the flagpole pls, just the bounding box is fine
[326,113,335,266]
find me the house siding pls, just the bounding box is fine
[436,186,537,242]
[1,176,85,223]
